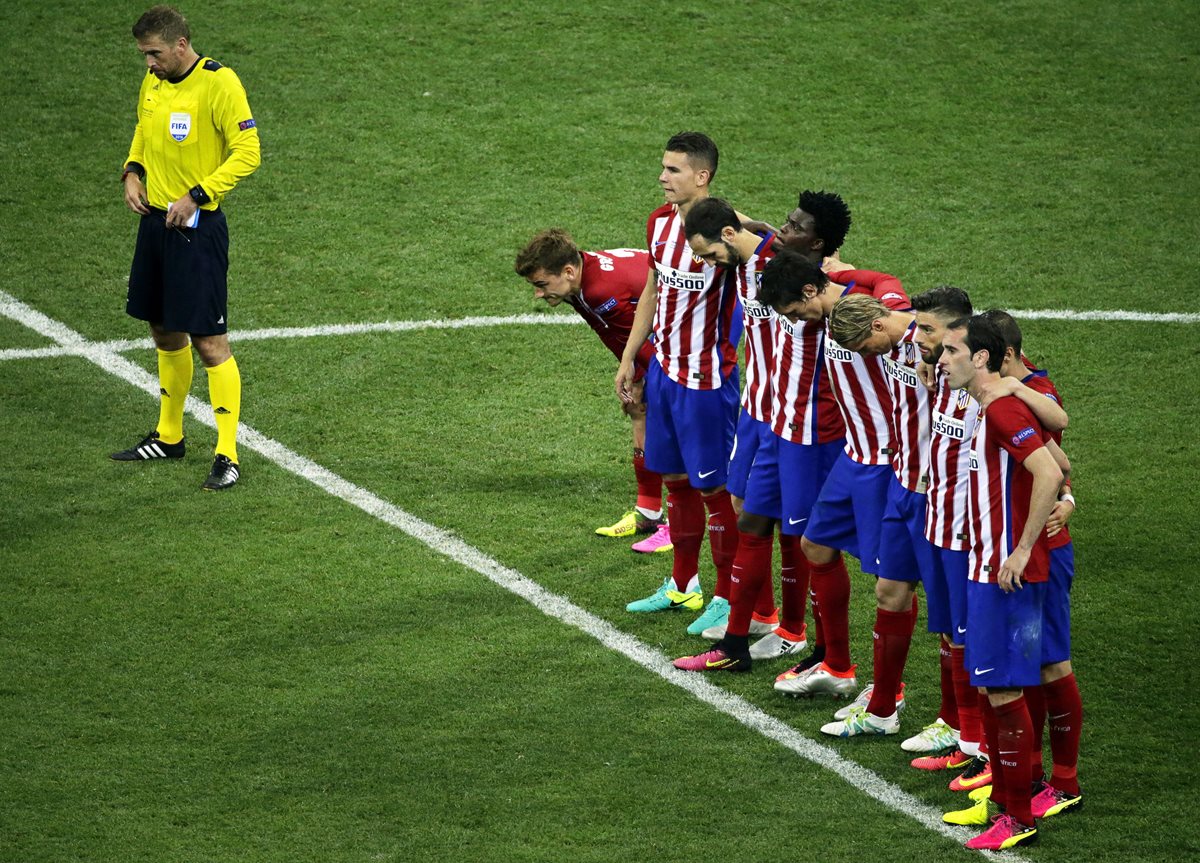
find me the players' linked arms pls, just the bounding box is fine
[917,361,936,392]
[1006,446,1064,589]
[1012,380,1069,431]
[1044,440,1074,536]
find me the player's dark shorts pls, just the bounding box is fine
[966,579,1045,688]
[127,206,229,335]
[877,478,948,627]
[930,545,969,640]
[743,436,843,536]
[644,361,739,488]
[727,410,767,501]
[803,451,891,574]
[1042,541,1074,664]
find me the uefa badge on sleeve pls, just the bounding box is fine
[169,112,192,142]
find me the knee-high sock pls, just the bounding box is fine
[994,696,1036,826]
[1043,673,1083,795]
[633,449,663,515]
[779,534,809,635]
[981,699,1006,812]
[205,356,240,462]
[809,555,851,671]
[950,645,981,752]
[1024,684,1047,780]
[866,606,915,716]
[665,479,704,591]
[156,345,193,444]
[703,489,739,600]
[938,639,960,729]
[726,532,774,637]
[810,586,824,649]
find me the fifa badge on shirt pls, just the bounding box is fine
[170,112,192,142]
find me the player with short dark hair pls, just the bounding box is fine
[515,229,668,551]
[616,133,743,621]
[974,309,1084,822]
[937,315,1070,851]
[112,4,260,491]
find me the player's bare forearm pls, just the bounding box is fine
[1012,380,1069,432]
[617,269,657,401]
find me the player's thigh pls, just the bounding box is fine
[1042,543,1075,664]
[778,438,841,537]
[643,364,687,476]
[847,464,893,575]
[727,410,763,501]
[966,580,1044,688]
[742,426,782,520]
[671,373,739,487]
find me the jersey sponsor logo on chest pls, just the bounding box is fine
[824,339,855,363]
[743,299,773,319]
[655,264,706,292]
[883,356,920,388]
[169,112,192,142]
[932,410,967,440]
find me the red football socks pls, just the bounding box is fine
[726,532,774,637]
[994,696,1036,826]
[703,489,739,600]
[665,479,703,592]
[866,606,915,717]
[1023,684,1047,779]
[981,700,1006,812]
[633,449,663,514]
[949,644,981,751]
[778,533,809,634]
[938,639,960,730]
[809,555,851,671]
[1043,673,1083,795]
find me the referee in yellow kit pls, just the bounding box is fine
[112,5,260,491]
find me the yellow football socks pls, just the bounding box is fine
[156,345,193,445]
[205,355,241,463]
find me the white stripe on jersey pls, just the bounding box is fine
[733,245,776,422]
[925,372,979,550]
[649,209,726,390]
[882,324,931,492]
[771,316,825,444]
[823,325,894,465]
[966,415,1013,584]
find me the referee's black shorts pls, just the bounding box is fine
[126,206,230,335]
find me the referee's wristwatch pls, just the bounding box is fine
[188,185,211,206]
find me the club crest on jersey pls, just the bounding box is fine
[956,389,972,410]
[169,112,192,142]
[692,254,705,265]
[1012,426,1038,445]
[903,341,917,364]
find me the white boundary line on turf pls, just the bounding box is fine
[0,305,1196,362]
[1,288,1018,858]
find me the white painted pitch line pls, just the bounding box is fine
[0,314,584,361]
[1,305,1196,362]
[0,288,1019,858]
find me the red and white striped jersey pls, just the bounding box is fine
[822,270,910,465]
[646,204,741,390]
[732,234,777,421]
[925,370,980,550]
[966,395,1051,584]
[770,315,846,445]
[882,322,932,492]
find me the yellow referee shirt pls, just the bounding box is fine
[126,57,261,210]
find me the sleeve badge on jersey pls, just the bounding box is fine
[594,298,618,314]
[1011,427,1037,445]
[238,118,257,131]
